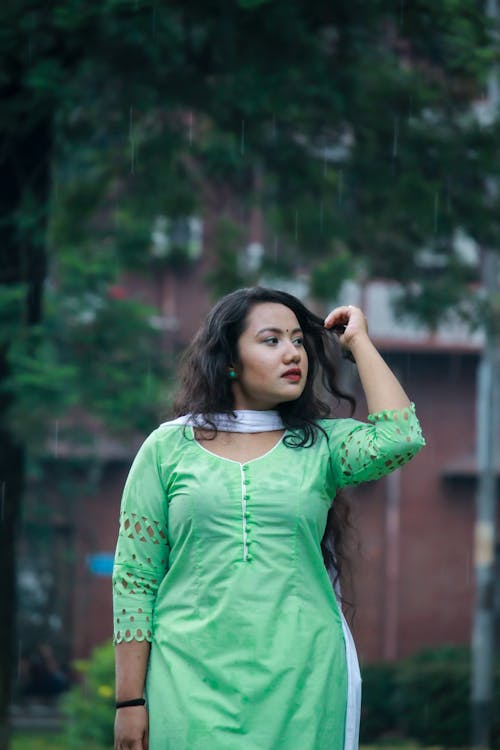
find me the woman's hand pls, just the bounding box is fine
[324,305,369,350]
[325,304,410,412]
[114,705,149,750]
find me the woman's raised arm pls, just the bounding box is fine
[324,305,410,414]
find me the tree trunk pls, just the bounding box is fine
[0,429,24,748]
[0,116,52,748]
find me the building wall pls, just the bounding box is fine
[350,351,479,662]
[72,464,129,659]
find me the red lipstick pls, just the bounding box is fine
[281,368,302,381]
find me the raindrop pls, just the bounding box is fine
[0,481,5,522]
[392,117,399,159]
[54,421,59,458]
[241,119,245,156]
[434,191,440,232]
[17,639,23,680]
[27,12,35,63]
[337,170,344,206]
[129,106,135,174]
[114,201,121,230]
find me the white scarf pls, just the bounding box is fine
[161,410,285,432]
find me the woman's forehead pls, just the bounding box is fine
[244,302,300,331]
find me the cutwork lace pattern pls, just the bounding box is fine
[113,510,169,643]
[339,402,425,485]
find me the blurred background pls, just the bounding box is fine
[1,1,499,748]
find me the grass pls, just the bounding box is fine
[12,734,108,750]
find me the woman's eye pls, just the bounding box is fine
[293,337,304,346]
[264,337,279,345]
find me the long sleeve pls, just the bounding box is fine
[112,429,170,643]
[327,402,426,489]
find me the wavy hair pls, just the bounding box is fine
[173,286,356,591]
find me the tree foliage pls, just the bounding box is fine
[5,1,497,329]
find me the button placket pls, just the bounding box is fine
[239,464,250,562]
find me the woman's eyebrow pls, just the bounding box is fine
[255,327,303,337]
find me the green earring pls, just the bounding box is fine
[228,369,237,380]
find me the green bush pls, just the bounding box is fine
[60,640,115,748]
[360,645,500,749]
[394,646,471,747]
[360,662,399,740]
[13,733,108,750]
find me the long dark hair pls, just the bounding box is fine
[173,287,356,591]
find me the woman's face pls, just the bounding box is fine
[231,302,309,411]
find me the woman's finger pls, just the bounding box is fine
[324,305,355,328]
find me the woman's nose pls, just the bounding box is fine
[283,342,301,362]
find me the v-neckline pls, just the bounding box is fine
[190,426,286,466]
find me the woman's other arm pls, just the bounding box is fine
[114,641,150,750]
[112,429,170,749]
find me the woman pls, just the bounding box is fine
[112,286,425,750]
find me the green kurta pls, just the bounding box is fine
[113,404,425,750]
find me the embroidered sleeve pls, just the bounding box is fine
[330,402,426,489]
[112,430,170,644]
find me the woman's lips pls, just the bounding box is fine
[281,369,302,382]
